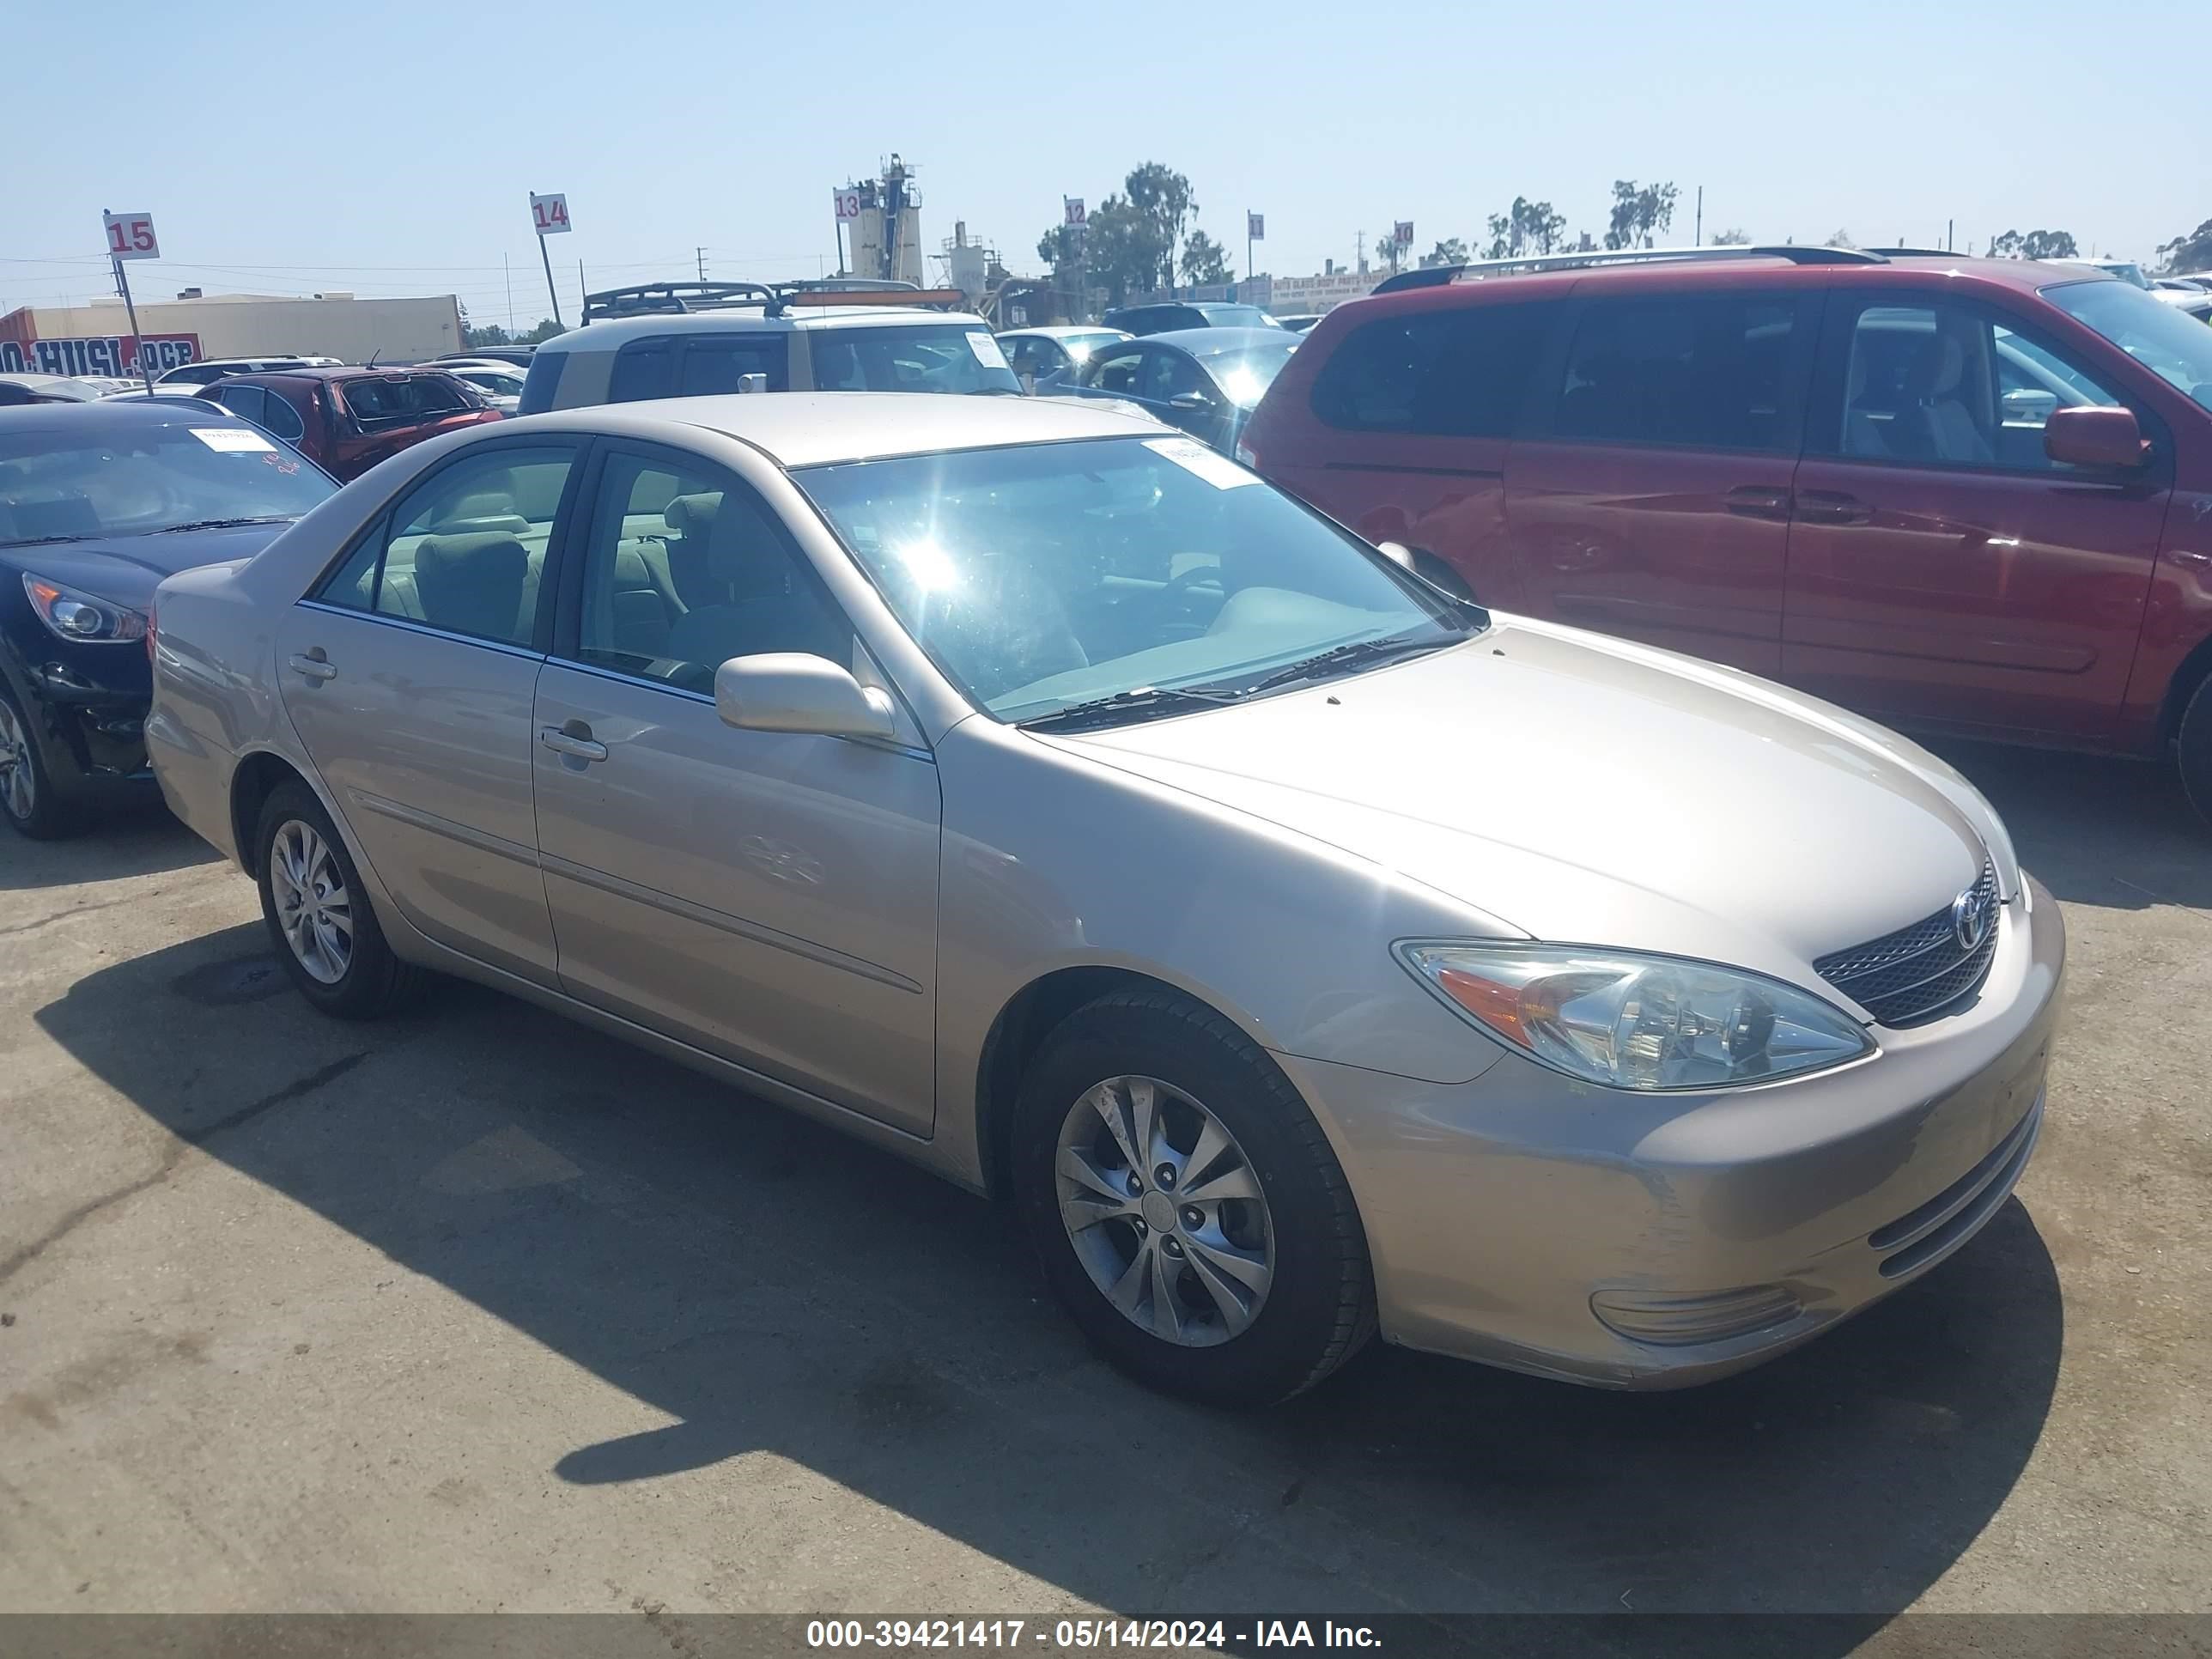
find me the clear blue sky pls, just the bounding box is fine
[3,0,2200,323]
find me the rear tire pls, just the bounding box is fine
[254,781,425,1018]
[1012,989,1376,1407]
[2179,675,2212,831]
[0,685,85,841]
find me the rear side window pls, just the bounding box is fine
[606,335,792,403]
[518,349,566,414]
[208,384,269,426]
[1310,302,1559,437]
[258,389,307,444]
[1553,295,1802,451]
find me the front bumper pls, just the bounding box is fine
[1279,875,2065,1389]
[1,647,155,793]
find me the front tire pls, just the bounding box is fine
[0,685,86,840]
[2179,674,2212,830]
[1013,990,1376,1406]
[254,781,424,1018]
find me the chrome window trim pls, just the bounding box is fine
[294,599,548,663]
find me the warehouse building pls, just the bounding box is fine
[0,290,465,379]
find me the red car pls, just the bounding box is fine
[1241,247,2212,815]
[195,367,501,482]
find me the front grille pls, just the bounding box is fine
[1814,860,1998,1026]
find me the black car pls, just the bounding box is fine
[0,401,337,836]
[1100,301,1285,337]
[1060,328,1298,453]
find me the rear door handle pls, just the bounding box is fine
[1723,484,1793,522]
[540,724,607,763]
[1797,489,1874,526]
[287,652,337,683]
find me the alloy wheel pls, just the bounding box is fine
[0,698,33,822]
[1055,1074,1275,1347]
[268,818,354,985]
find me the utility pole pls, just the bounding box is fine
[696,246,708,282]
[578,258,586,316]
[1695,185,1703,246]
[1947,218,1955,252]
[112,256,154,394]
[1356,230,1365,274]
[503,252,514,334]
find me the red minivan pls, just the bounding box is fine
[1242,248,2212,816]
[197,367,501,482]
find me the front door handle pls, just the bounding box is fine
[1723,484,1793,522]
[287,651,337,683]
[1797,489,1875,526]
[540,722,607,763]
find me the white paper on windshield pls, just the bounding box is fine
[967,332,1010,370]
[191,426,276,453]
[1144,435,1259,489]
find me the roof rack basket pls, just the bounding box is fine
[581,279,971,322]
[1370,243,1887,295]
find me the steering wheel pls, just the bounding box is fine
[1150,562,1224,617]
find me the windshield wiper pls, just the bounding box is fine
[152,516,294,533]
[1243,633,1454,695]
[0,533,97,548]
[1018,684,1245,732]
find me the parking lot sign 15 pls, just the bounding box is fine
[103,211,159,261]
[531,193,571,235]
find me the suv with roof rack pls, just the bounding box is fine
[1240,244,2212,818]
[516,279,1020,414]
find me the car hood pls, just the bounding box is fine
[0,522,297,611]
[1044,615,2002,994]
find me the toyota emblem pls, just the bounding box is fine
[1952,884,1991,952]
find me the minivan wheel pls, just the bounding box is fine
[254,781,424,1018]
[1012,989,1376,1406]
[2179,675,2212,830]
[0,685,84,840]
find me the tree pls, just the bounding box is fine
[2159,217,2212,274]
[1124,161,1196,291]
[1180,230,1232,286]
[1710,227,1752,246]
[1482,198,1569,259]
[1036,224,1084,270]
[1422,236,1470,268]
[1604,180,1679,250]
[1825,228,1859,250]
[463,319,513,348]
[1990,228,2078,260]
[1036,161,1201,304]
[520,317,565,345]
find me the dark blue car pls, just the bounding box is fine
[0,400,337,837]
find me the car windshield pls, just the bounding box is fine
[1202,345,1297,406]
[793,434,1471,724]
[339,374,473,423]
[2045,280,2212,410]
[0,422,335,544]
[806,325,1022,394]
[1198,306,1280,329]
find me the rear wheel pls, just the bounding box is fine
[0,685,84,840]
[2179,674,2212,830]
[254,781,424,1018]
[1013,990,1376,1406]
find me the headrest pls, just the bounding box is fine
[665,492,725,537]
[413,532,528,584]
[1909,331,1967,399]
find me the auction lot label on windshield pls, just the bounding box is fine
[190,427,276,453]
[1145,436,1259,489]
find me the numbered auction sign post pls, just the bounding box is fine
[833,185,860,278]
[530,192,570,327]
[100,210,161,392]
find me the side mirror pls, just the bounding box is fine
[715,653,899,742]
[1375,540,1418,574]
[2044,404,2150,470]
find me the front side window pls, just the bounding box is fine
[1828,300,2135,471]
[569,451,852,694]
[2043,279,2212,413]
[805,325,1019,394]
[1086,345,1146,395]
[794,435,1470,723]
[1553,295,1800,451]
[313,443,579,647]
[1311,302,1558,437]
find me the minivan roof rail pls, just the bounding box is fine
[581,279,970,323]
[1370,244,1888,295]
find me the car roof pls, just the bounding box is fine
[1367,249,2110,307]
[541,307,989,353]
[996,325,1128,340]
[0,398,252,434]
[223,365,458,384]
[536,391,1159,469]
[1142,327,1297,357]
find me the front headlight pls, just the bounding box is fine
[21,573,147,643]
[1398,942,1875,1091]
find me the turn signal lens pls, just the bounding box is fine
[1399,943,1875,1091]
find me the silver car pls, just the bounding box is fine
[146,394,2064,1404]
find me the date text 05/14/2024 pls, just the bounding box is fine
[804,1620,1382,1650]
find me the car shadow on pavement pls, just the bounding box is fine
[1932,741,2210,912]
[37,921,2063,1632]
[0,797,218,892]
